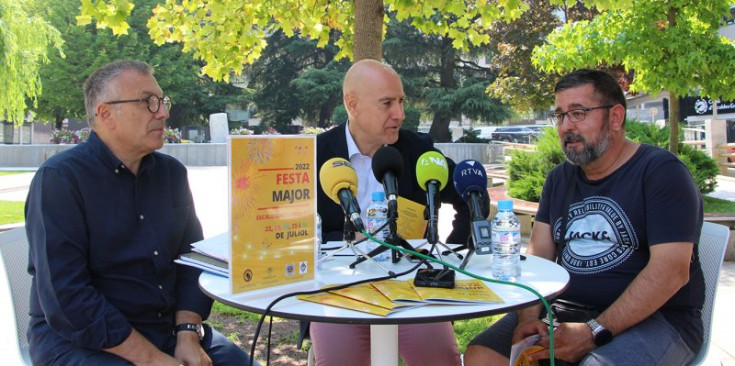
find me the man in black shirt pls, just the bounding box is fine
[25,60,255,366]
[465,69,704,366]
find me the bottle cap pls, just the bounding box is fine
[498,199,513,211]
[372,191,386,201]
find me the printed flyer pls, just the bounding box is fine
[228,135,317,294]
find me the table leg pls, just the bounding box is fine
[370,324,398,366]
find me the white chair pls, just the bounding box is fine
[689,221,730,366]
[0,227,32,365]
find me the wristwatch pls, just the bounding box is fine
[586,319,613,346]
[175,323,205,341]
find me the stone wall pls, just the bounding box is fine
[0,142,503,168]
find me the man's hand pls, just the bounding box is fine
[511,319,549,344]
[532,322,596,363]
[104,328,183,366]
[174,331,212,366]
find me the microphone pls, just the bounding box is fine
[453,159,492,255]
[372,146,403,214]
[319,158,365,232]
[416,151,448,244]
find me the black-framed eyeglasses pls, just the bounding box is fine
[550,105,614,126]
[105,95,172,113]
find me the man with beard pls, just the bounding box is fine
[464,69,704,366]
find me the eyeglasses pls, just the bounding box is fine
[550,105,614,126]
[105,95,172,113]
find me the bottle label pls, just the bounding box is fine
[492,230,521,244]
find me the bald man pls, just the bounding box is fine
[309,60,470,365]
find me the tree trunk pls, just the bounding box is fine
[353,0,384,61]
[429,115,451,142]
[54,114,64,130]
[669,95,680,154]
[429,38,457,142]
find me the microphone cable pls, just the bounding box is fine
[316,220,390,251]
[360,230,560,366]
[248,258,424,366]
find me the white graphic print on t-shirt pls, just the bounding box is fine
[560,196,639,274]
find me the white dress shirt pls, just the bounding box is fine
[344,123,384,224]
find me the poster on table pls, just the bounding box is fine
[228,135,317,295]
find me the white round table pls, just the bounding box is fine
[199,249,569,366]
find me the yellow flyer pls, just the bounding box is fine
[413,279,504,304]
[228,135,316,294]
[370,279,423,303]
[396,197,427,239]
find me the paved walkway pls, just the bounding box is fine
[1,167,733,364]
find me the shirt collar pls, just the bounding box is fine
[86,131,155,176]
[345,121,363,160]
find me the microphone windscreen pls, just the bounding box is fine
[416,151,448,190]
[319,158,358,204]
[452,159,488,201]
[372,146,403,183]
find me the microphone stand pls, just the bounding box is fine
[459,234,474,270]
[319,217,393,273]
[412,204,464,262]
[349,199,416,269]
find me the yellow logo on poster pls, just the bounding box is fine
[228,136,316,294]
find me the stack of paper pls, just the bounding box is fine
[175,233,229,277]
[297,279,504,316]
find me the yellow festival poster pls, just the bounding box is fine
[228,135,316,294]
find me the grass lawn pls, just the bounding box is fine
[0,201,25,225]
[703,195,735,213]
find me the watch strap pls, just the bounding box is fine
[586,319,603,333]
[586,318,613,346]
[175,323,204,341]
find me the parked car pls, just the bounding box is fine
[490,126,540,143]
[472,126,499,140]
[523,124,554,134]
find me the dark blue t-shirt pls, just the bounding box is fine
[536,143,704,352]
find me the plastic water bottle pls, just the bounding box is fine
[366,192,391,262]
[491,200,522,281]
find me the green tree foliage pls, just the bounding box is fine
[485,0,562,114]
[508,121,719,202]
[385,18,514,142]
[248,17,513,137]
[79,0,626,82]
[79,0,534,81]
[532,0,735,153]
[0,0,62,125]
[247,31,349,130]
[292,66,346,127]
[35,0,246,130]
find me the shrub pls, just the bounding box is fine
[50,128,90,144]
[301,127,326,135]
[507,128,564,202]
[455,129,490,143]
[506,120,718,201]
[262,127,280,135]
[163,127,181,143]
[331,105,347,125]
[625,120,718,194]
[230,127,254,135]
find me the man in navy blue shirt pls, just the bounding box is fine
[25,60,255,366]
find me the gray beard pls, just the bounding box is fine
[563,125,611,166]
